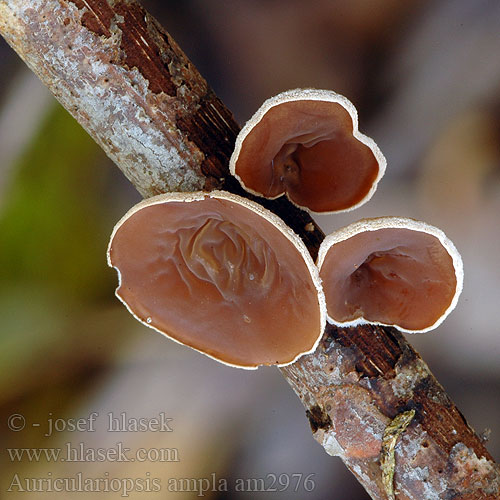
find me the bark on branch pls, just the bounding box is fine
[1,1,498,498]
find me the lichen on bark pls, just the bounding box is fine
[0,1,498,498]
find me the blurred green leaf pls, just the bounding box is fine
[0,103,115,301]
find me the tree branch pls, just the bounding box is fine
[1,1,498,498]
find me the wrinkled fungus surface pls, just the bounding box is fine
[319,227,458,331]
[232,98,381,212]
[108,193,323,368]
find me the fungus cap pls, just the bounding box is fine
[107,191,326,369]
[317,217,463,333]
[230,89,386,213]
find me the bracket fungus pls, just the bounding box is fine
[107,191,326,369]
[230,89,386,213]
[316,217,463,333]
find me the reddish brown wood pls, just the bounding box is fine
[283,324,499,498]
[0,1,498,498]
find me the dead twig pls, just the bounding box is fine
[1,1,498,497]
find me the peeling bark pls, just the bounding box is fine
[283,324,499,498]
[0,0,239,197]
[0,1,498,498]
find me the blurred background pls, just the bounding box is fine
[1,1,499,498]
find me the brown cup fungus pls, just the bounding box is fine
[107,191,326,369]
[317,217,463,333]
[230,89,386,213]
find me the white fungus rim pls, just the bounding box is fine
[229,88,387,214]
[107,190,327,369]
[316,216,464,334]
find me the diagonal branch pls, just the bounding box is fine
[1,1,498,498]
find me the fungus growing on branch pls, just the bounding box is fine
[230,89,386,213]
[107,191,326,368]
[317,217,463,333]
